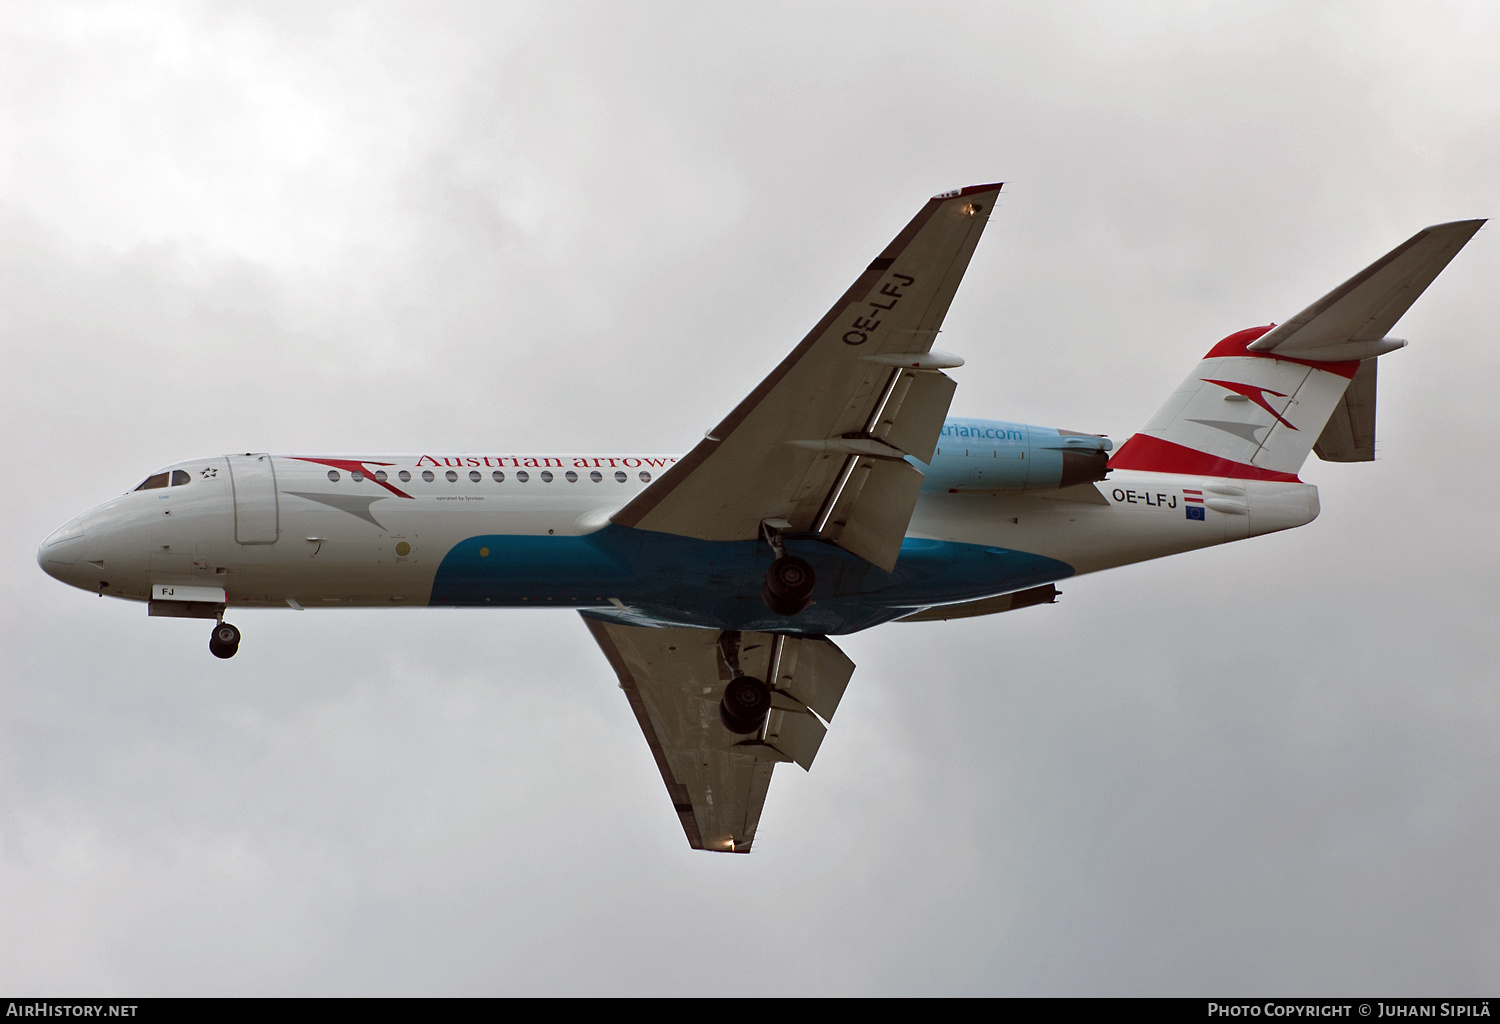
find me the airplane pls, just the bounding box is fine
[37,183,1484,853]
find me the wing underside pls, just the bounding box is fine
[583,615,854,853]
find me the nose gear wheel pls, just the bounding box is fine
[209,621,241,659]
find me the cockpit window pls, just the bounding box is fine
[170,470,191,486]
[135,472,169,491]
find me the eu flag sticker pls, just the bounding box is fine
[1183,489,1205,520]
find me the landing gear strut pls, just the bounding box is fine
[209,621,241,659]
[762,555,815,617]
[719,675,772,734]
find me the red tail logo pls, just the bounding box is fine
[1201,379,1298,431]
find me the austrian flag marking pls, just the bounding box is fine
[1184,489,1206,521]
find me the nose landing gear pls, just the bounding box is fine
[209,621,241,659]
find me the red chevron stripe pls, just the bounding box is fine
[1109,434,1301,481]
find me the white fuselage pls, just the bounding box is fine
[38,449,1318,627]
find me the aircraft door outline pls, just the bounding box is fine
[228,454,280,545]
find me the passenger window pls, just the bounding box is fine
[135,472,169,491]
[328,470,341,482]
[540,470,554,482]
[614,471,627,483]
[639,471,651,483]
[565,471,578,483]
[170,470,191,486]
[517,470,530,482]
[445,470,458,482]
[352,471,365,482]
[422,470,435,482]
[375,470,388,482]
[399,470,411,482]
[492,471,505,482]
[589,471,602,483]
[469,470,481,482]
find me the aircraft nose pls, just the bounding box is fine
[37,518,88,581]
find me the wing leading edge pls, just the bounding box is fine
[582,615,854,853]
[612,183,1004,571]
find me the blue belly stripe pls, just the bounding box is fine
[429,524,1074,634]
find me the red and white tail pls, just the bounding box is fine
[1109,327,1359,481]
[1111,219,1485,481]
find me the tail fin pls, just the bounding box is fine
[1109,329,1361,480]
[1111,220,1484,481]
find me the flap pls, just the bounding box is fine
[820,457,926,572]
[772,634,855,722]
[762,705,826,772]
[882,370,958,464]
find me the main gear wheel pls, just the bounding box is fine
[761,555,815,616]
[719,675,772,734]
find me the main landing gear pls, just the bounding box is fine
[717,629,773,734]
[759,521,816,618]
[209,621,241,659]
[761,555,816,617]
[719,675,773,734]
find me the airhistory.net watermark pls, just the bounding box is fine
[5,1005,138,1017]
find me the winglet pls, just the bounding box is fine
[931,182,1005,200]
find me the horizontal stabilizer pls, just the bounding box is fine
[1314,357,1378,462]
[1250,219,1485,359]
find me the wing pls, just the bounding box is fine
[1249,219,1485,362]
[612,183,1004,571]
[582,614,854,853]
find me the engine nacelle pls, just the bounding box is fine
[922,418,1113,494]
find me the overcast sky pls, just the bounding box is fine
[2,1,1498,995]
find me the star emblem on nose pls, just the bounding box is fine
[201,467,218,478]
